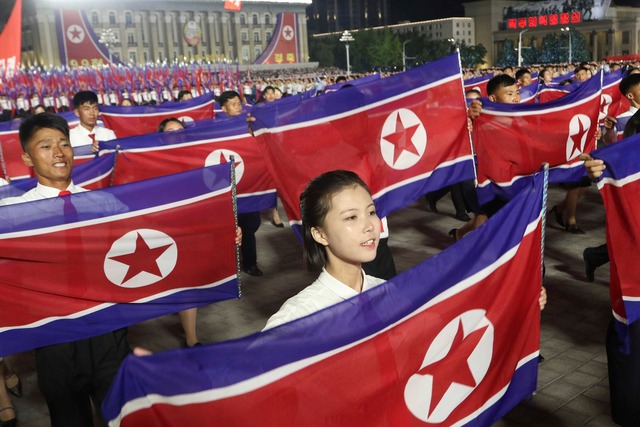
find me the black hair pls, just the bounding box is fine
[157,117,185,132]
[619,74,640,96]
[515,68,531,81]
[465,88,482,98]
[176,90,192,101]
[219,90,241,107]
[574,66,589,75]
[262,85,276,94]
[487,74,517,96]
[19,112,69,151]
[335,76,347,84]
[72,90,98,109]
[299,170,371,271]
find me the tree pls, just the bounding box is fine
[308,37,335,67]
[538,33,563,64]
[459,42,487,68]
[495,39,517,67]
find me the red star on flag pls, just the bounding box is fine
[569,118,587,155]
[69,26,82,41]
[384,113,421,164]
[284,28,293,38]
[418,319,489,418]
[108,232,173,284]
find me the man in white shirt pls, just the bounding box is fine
[69,90,117,152]
[0,113,129,426]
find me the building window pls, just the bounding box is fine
[125,12,133,26]
[254,32,260,42]
[264,14,271,26]
[240,14,246,25]
[254,47,261,59]
[109,12,116,25]
[143,51,148,62]
[242,32,248,42]
[129,51,137,63]
[266,31,271,42]
[92,12,100,25]
[252,14,259,25]
[127,33,135,44]
[622,31,630,44]
[141,25,146,44]
[456,23,459,27]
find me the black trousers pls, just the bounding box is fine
[36,329,130,427]
[607,318,640,426]
[238,212,261,269]
[363,238,397,281]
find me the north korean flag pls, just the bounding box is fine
[464,73,493,98]
[0,164,239,356]
[100,93,215,138]
[475,73,601,204]
[537,81,577,104]
[100,117,276,213]
[601,68,628,121]
[592,133,640,327]
[250,53,475,226]
[103,165,546,427]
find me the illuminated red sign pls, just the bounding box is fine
[506,12,581,29]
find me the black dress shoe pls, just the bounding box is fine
[566,223,585,234]
[550,205,565,227]
[583,249,596,282]
[426,199,438,213]
[448,229,458,242]
[455,212,471,222]
[538,354,545,364]
[243,265,263,277]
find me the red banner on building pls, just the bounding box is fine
[224,0,242,11]
[0,0,22,77]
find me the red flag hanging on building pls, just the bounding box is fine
[0,0,22,77]
[224,0,242,11]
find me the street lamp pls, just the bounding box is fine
[99,28,119,65]
[339,30,354,76]
[402,40,410,72]
[518,28,528,67]
[561,27,572,64]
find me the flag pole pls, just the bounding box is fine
[540,163,549,285]
[230,155,242,298]
[108,145,121,187]
[0,142,9,183]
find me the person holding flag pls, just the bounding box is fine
[263,169,547,330]
[0,113,130,427]
[69,90,117,152]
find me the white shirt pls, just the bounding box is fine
[0,178,8,186]
[69,124,117,148]
[263,268,386,330]
[0,181,86,206]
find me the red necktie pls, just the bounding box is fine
[88,133,95,143]
[58,190,77,222]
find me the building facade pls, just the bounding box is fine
[463,0,640,65]
[313,17,475,47]
[21,0,311,67]
[306,0,389,34]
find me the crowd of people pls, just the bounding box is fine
[1,57,640,426]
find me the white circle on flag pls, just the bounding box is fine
[104,229,178,288]
[66,25,85,44]
[205,149,244,183]
[282,25,294,41]
[379,108,427,170]
[178,115,194,123]
[404,309,494,423]
[566,114,592,161]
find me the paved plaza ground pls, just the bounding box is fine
[7,184,619,426]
